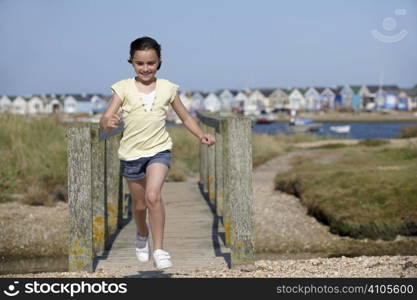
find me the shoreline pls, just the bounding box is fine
[275,118,417,123]
[273,112,417,123]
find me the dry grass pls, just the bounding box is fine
[400,125,417,138]
[0,114,67,205]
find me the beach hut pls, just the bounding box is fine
[191,92,205,111]
[340,85,354,108]
[331,87,343,109]
[288,88,306,111]
[320,88,335,111]
[0,95,12,113]
[45,96,63,114]
[350,86,362,111]
[405,86,417,110]
[91,94,108,115]
[12,96,28,115]
[75,94,94,114]
[64,94,93,114]
[258,89,276,112]
[374,89,386,110]
[382,85,400,110]
[304,87,321,111]
[359,85,375,111]
[203,93,221,112]
[218,89,236,111]
[234,91,248,114]
[384,94,397,110]
[63,95,78,114]
[268,88,290,111]
[27,95,45,114]
[245,90,264,115]
[397,91,410,111]
[371,85,399,110]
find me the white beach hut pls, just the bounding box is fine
[12,96,28,115]
[0,95,12,113]
[27,96,45,114]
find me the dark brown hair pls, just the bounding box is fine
[127,36,162,70]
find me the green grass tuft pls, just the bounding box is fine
[399,125,417,138]
[274,145,417,240]
[358,139,390,147]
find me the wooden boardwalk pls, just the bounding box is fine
[94,176,230,277]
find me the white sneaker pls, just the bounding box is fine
[135,230,150,262]
[153,249,173,270]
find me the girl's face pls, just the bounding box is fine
[131,49,160,83]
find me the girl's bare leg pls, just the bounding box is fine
[127,177,149,237]
[145,162,169,251]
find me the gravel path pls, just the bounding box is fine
[2,256,416,278]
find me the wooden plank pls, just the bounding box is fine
[94,178,229,275]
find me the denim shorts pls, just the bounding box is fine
[120,150,171,181]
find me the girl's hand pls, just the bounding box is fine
[200,133,216,146]
[106,113,122,130]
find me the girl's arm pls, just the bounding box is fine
[99,94,123,131]
[170,93,215,146]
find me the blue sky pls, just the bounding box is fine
[1,0,416,95]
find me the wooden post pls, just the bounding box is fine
[105,134,120,249]
[200,123,208,195]
[199,120,205,187]
[207,125,216,207]
[90,124,106,257]
[220,119,232,249]
[67,124,93,272]
[215,121,224,217]
[222,116,255,268]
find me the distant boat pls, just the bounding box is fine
[330,125,351,133]
[287,118,323,133]
[290,118,315,126]
[256,114,277,124]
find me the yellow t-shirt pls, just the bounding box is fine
[110,77,179,160]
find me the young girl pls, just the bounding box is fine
[99,36,215,270]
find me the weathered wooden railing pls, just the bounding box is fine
[197,111,255,268]
[66,112,254,271]
[66,122,128,272]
